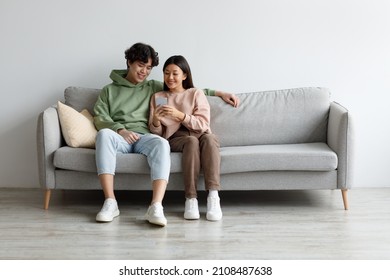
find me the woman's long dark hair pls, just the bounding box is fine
[163,55,194,91]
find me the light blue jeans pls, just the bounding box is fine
[95,128,170,182]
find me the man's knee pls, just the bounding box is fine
[151,136,170,153]
[96,128,114,143]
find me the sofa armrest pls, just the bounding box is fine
[36,106,62,189]
[327,101,354,189]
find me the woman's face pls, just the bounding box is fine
[163,64,187,93]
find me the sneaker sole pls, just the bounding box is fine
[146,217,167,227]
[96,210,120,222]
[206,213,222,221]
[184,213,200,220]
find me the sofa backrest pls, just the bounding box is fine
[207,87,330,147]
[64,86,330,147]
[64,86,101,114]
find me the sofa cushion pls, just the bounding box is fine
[53,143,337,174]
[57,101,97,148]
[53,147,183,174]
[207,87,330,147]
[220,142,337,173]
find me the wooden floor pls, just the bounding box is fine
[0,187,389,260]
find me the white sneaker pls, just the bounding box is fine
[96,198,120,222]
[145,203,167,226]
[184,198,200,220]
[206,196,223,221]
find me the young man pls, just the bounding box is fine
[93,42,239,227]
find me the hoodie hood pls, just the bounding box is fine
[109,69,149,88]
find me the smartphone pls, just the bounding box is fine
[155,96,168,106]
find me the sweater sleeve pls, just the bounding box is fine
[151,80,164,93]
[202,88,216,96]
[182,89,211,133]
[93,88,124,132]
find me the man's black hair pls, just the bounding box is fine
[124,42,159,67]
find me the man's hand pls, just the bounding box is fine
[117,129,140,144]
[215,91,240,107]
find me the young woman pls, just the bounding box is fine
[149,55,222,221]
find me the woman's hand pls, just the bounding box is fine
[152,105,165,127]
[159,105,185,122]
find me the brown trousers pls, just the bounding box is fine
[169,128,221,198]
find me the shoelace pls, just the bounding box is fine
[188,199,197,210]
[102,200,115,211]
[208,198,219,211]
[150,205,163,215]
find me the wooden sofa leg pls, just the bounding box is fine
[44,189,51,210]
[341,189,349,210]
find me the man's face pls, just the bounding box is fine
[126,58,153,84]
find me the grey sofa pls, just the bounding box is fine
[37,86,353,210]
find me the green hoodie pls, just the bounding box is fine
[94,69,216,134]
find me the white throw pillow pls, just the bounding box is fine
[57,101,97,148]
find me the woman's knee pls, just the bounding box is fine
[186,136,199,145]
[178,137,199,159]
[200,133,220,147]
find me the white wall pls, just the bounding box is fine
[1,0,389,188]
